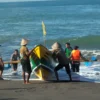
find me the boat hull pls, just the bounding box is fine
[30,45,57,80]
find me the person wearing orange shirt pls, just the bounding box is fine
[70,46,87,72]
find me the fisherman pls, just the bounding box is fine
[0,57,4,78]
[20,38,33,84]
[69,46,88,72]
[10,49,20,71]
[65,42,73,70]
[51,42,72,81]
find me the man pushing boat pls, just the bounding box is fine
[51,42,72,81]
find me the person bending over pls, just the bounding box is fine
[51,42,72,81]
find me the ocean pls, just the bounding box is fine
[1,1,100,82]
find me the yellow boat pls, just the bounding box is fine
[30,44,57,80]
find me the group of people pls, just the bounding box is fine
[10,39,33,84]
[51,42,88,81]
[0,39,33,84]
[0,38,88,84]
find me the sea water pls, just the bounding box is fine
[0,1,100,82]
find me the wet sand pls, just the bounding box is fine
[0,80,100,100]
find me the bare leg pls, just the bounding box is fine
[0,71,2,77]
[26,73,31,84]
[1,71,3,77]
[22,72,26,84]
[28,73,30,82]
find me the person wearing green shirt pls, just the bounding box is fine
[65,42,73,70]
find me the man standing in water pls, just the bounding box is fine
[10,49,20,71]
[70,46,88,72]
[65,42,73,70]
[20,39,33,84]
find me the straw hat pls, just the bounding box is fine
[21,38,28,46]
[51,42,62,50]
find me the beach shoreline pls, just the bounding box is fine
[0,80,100,100]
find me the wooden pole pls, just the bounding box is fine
[4,60,20,64]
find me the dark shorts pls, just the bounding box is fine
[72,61,80,72]
[54,64,71,74]
[0,66,4,71]
[12,64,18,70]
[21,59,32,74]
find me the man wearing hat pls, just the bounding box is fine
[51,42,72,81]
[20,38,33,84]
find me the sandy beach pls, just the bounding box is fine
[0,80,100,100]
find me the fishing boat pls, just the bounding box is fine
[30,44,57,80]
